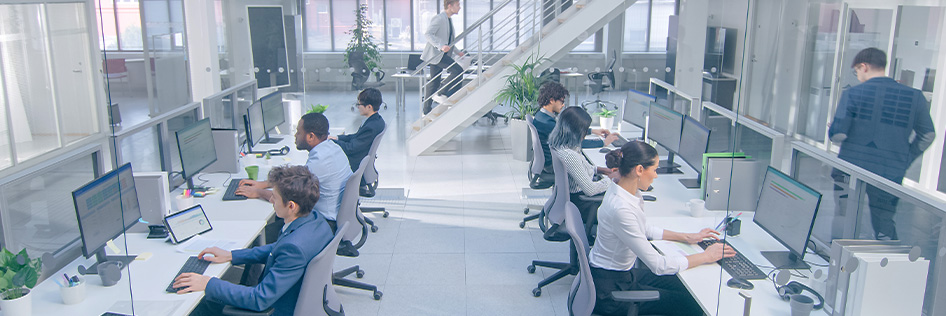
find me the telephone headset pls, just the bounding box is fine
[248,146,290,156]
[775,280,824,310]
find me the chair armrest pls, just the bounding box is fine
[611,290,660,303]
[577,194,603,202]
[376,69,386,81]
[221,306,275,316]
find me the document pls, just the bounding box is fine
[652,240,703,257]
[175,235,240,254]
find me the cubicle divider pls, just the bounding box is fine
[649,77,700,118]
[201,79,258,143]
[110,102,202,187]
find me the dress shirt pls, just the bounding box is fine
[554,147,609,196]
[305,140,352,221]
[589,181,689,274]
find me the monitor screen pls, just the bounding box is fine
[176,118,217,181]
[753,167,822,260]
[72,163,142,258]
[647,103,684,153]
[245,101,265,148]
[624,89,654,129]
[677,116,711,173]
[261,92,285,132]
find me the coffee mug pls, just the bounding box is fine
[686,199,706,217]
[245,165,260,181]
[97,261,124,287]
[790,294,814,316]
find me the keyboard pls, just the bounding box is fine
[697,240,767,280]
[166,256,211,292]
[611,134,629,147]
[222,178,247,201]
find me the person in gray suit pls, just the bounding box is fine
[422,0,465,114]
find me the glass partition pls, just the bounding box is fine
[117,126,163,173]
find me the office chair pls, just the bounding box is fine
[563,200,659,316]
[333,157,383,300]
[349,49,385,91]
[359,126,389,218]
[581,51,618,110]
[527,148,600,297]
[520,115,552,229]
[221,224,349,316]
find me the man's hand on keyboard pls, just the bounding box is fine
[234,186,265,199]
[591,128,610,137]
[702,243,736,263]
[173,273,211,294]
[238,179,268,189]
[198,246,232,263]
[602,133,620,147]
[683,228,721,244]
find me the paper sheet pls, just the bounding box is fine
[175,235,241,254]
[652,240,703,257]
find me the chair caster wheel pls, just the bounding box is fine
[523,207,530,214]
[356,270,365,278]
[527,265,536,273]
[373,290,383,300]
[371,225,379,232]
[532,288,541,297]
[382,211,389,218]
[519,221,526,229]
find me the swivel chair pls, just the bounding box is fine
[359,126,389,218]
[221,224,349,316]
[563,200,660,316]
[520,115,552,229]
[333,157,383,300]
[349,49,385,91]
[581,51,618,111]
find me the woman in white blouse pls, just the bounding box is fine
[589,141,735,316]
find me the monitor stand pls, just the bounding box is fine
[656,161,683,174]
[678,177,701,189]
[78,249,136,275]
[761,251,810,270]
[260,132,282,144]
[186,178,209,193]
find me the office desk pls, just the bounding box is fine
[583,148,829,315]
[32,221,266,316]
[392,72,425,113]
[561,72,584,106]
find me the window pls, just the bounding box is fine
[94,0,143,51]
[623,0,675,52]
[385,0,411,51]
[304,0,332,51]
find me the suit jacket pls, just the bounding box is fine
[336,113,385,173]
[421,12,456,65]
[828,77,935,183]
[534,110,604,176]
[205,212,334,316]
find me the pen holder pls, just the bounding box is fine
[726,218,741,236]
[59,277,86,305]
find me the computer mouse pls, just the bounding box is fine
[599,148,611,153]
[642,195,657,202]
[645,185,654,192]
[726,277,754,290]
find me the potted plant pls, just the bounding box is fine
[0,248,42,316]
[595,108,617,129]
[307,104,329,114]
[494,53,550,161]
[344,4,382,80]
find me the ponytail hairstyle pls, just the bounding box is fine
[618,140,659,177]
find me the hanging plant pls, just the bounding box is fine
[343,4,383,72]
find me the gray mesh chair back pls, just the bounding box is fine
[337,158,371,248]
[547,148,572,226]
[295,223,348,316]
[526,115,545,176]
[565,200,595,316]
[362,125,387,185]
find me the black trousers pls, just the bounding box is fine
[424,55,464,114]
[590,264,703,316]
[866,184,899,240]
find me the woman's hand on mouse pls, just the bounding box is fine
[683,228,721,244]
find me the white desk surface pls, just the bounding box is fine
[32,220,265,316]
[584,147,829,315]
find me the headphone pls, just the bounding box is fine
[268,146,290,156]
[776,281,824,310]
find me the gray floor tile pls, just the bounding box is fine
[332,253,393,286]
[465,252,545,286]
[466,284,557,315]
[385,253,466,285]
[393,227,464,253]
[377,285,467,316]
[465,227,536,253]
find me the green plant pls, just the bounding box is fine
[343,4,382,72]
[494,53,550,120]
[0,249,41,300]
[595,108,617,118]
[307,104,329,114]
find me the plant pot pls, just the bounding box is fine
[0,288,32,316]
[510,118,532,161]
[599,117,614,130]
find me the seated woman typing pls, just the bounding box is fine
[589,141,735,316]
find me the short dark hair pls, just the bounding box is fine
[444,0,459,7]
[537,81,569,108]
[268,165,320,217]
[618,140,659,177]
[358,88,383,112]
[549,106,592,149]
[300,112,329,140]
[852,47,887,69]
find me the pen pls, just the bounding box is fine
[63,273,71,286]
[715,217,729,230]
[732,212,743,222]
[71,276,79,285]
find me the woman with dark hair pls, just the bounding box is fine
[548,106,616,226]
[588,141,736,316]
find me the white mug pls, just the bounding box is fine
[175,195,195,211]
[686,199,706,217]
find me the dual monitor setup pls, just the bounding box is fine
[244,91,286,153]
[622,89,710,189]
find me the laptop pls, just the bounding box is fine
[407,54,423,71]
[163,204,213,244]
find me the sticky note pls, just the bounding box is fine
[105,240,122,254]
[135,252,153,261]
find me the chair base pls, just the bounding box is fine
[520,213,539,229]
[527,260,577,297]
[361,206,389,219]
[333,265,383,300]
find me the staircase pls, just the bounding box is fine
[406,0,635,156]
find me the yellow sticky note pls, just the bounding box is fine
[105,240,122,254]
[135,252,153,261]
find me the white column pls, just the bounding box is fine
[184,0,221,102]
[673,0,708,98]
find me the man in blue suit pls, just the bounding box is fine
[174,165,334,315]
[829,47,935,240]
[330,88,386,195]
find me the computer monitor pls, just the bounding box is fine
[176,118,217,191]
[753,166,822,269]
[71,163,141,274]
[244,101,266,152]
[677,116,711,188]
[623,89,654,136]
[260,91,285,144]
[647,103,684,174]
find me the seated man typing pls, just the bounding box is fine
[329,88,386,195]
[173,165,335,316]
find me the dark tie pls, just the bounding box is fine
[447,16,454,45]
